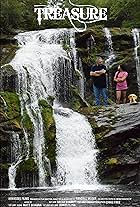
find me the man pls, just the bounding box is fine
[90,57,108,106]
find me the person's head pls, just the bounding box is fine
[118,64,126,71]
[96,57,103,65]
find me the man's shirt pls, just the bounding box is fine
[91,64,107,88]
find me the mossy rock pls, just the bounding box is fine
[39,99,56,170]
[70,85,89,111]
[1,64,15,75]
[76,26,104,42]
[17,157,38,173]
[62,43,71,53]
[39,99,55,131]
[0,43,18,65]
[110,28,132,37]
[21,110,34,156]
[106,158,119,165]
[0,64,18,92]
[22,111,33,131]
[0,119,21,131]
[0,111,8,122]
[0,91,21,122]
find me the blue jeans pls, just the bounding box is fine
[93,85,108,106]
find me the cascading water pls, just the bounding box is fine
[103,28,116,96]
[103,28,116,67]
[10,29,71,187]
[0,95,7,109]
[8,28,98,188]
[8,132,22,189]
[77,58,85,99]
[70,31,85,98]
[132,28,140,95]
[54,103,97,186]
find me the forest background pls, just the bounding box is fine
[1,0,140,34]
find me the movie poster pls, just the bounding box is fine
[0,0,140,206]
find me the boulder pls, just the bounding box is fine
[94,103,140,184]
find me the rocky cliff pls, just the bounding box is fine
[76,27,139,103]
[0,27,139,187]
[96,103,140,184]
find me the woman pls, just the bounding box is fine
[114,64,128,104]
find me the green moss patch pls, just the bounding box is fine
[106,158,119,165]
[39,99,56,170]
[0,91,20,120]
[22,111,33,131]
[17,157,37,173]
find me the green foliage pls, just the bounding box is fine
[66,0,140,28]
[1,0,24,32]
[1,0,139,33]
[104,0,140,27]
[1,0,48,33]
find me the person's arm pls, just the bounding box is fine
[95,69,106,74]
[114,72,119,82]
[90,71,100,77]
[90,68,106,77]
[118,73,128,82]
[90,66,100,77]
[114,76,118,82]
[96,65,107,75]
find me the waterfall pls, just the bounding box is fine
[10,29,71,187]
[103,28,116,67]
[70,31,77,70]
[8,132,22,189]
[78,58,85,99]
[54,103,97,186]
[103,28,116,96]
[132,28,140,95]
[70,31,85,98]
[8,28,97,188]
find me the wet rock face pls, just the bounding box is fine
[76,27,140,185]
[0,65,18,92]
[76,27,139,103]
[0,29,139,187]
[0,92,21,188]
[0,36,19,92]
[94,103,140,185]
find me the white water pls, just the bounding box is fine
[53,103,97,186]
[0,95,7,109]
[8,132,22,189]
[132,28,140,95]
[78,58,85,99]
[69,31,85,98]
[8,28,98,188]
[10,29,71,187]
[103,28,116,67]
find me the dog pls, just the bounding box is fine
[128,94,138,104]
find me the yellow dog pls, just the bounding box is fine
[128,94,138,104]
